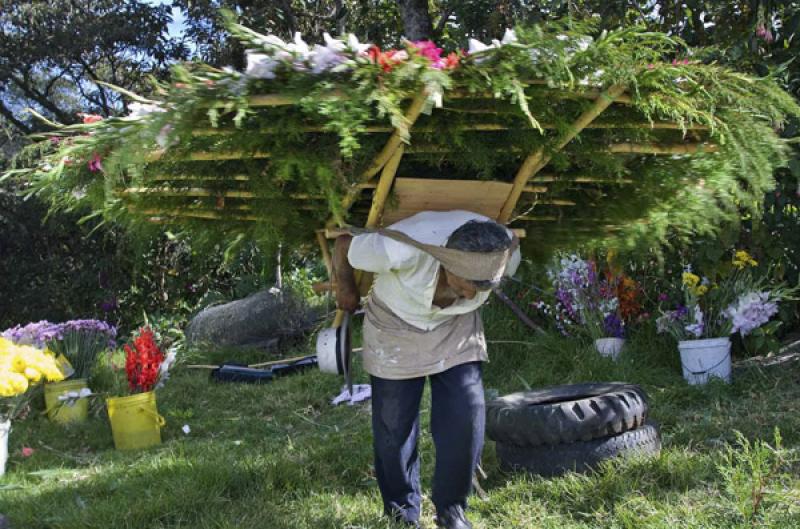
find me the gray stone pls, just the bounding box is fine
[185,289,319,350]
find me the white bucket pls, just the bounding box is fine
[0,419,9,477]
[678,337,732,385]
[595,337,625,361]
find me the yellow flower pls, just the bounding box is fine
[23,367,42,382]
[692,285,709,296]
[733,250,758,270]
[6,372,29,394]
[0,380,17,397]
[682,272,700,288]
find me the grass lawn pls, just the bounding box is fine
[2,299,799,529]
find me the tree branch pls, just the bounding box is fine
[0,99,33,134]
[10,73,73,124]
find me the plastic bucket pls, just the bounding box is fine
[678,337,732,385]
[44,379,89,424]
[0,420,9,477]
[106,392,165,451]
[595,338,625,361]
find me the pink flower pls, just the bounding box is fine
[21,447,34,457]
[88,152,103,173]
[647,63,655,70]
[410,40,444,67]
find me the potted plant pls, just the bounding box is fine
[656,250,794,385]
[106,327,175,451]
[3,320,116,424]
[0,337,65,476]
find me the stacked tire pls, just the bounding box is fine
[486,382,660,477]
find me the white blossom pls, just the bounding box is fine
[501,28,518,45]
[245,52,279,79]
[347,33,371,54]
[126,102,165,120]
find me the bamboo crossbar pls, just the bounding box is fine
[142,142,717,163]
[190,120,707,136]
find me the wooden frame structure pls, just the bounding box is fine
[124,84,720,326]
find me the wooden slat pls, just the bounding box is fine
[381,178,515,225]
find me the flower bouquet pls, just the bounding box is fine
[656,250,795,384]
[536,254,630,360]
[2,319,116,424]
[106,327,175,451]
[0,337,64,475]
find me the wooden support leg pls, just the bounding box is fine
[498,84,627,224]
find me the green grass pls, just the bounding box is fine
[2,298,800,529]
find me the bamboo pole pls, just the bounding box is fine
[326,91,430,230]
[190,120,708,136]
[497,83,626,223]
[316,230,333,277]
[360,92,429,181]
[608,142,720,154]
[145,150,271,162]
[365,145,404,228]
[142,142,716,163]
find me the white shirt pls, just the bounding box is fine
[347,210,521,331]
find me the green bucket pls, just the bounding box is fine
[44,379,89,424]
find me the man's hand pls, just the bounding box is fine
[333,235,360,312]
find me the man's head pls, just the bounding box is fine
[444,220,513,297]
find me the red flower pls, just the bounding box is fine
[442,52,460,70]
[367,45,407,72]
[124,327,165,393]
[81,114,104,124]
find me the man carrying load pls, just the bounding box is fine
[334,210,520,529]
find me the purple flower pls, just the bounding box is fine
[658,293,669,302]
[603,313,625,338]
[724,292,779,336]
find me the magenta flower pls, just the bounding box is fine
[410,40,444,68]
[88,152,103,173]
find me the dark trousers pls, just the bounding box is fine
[370,361,485,523]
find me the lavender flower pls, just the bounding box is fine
[724,291,779,336]
[684,306,705,338]
[2,320,63,348]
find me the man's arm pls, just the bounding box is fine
[333,235,360,312]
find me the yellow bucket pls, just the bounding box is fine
[44,379,89,424]
[106,391,165,451]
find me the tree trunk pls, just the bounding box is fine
[396,0,433,40]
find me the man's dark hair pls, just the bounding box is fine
[446,220,512,290]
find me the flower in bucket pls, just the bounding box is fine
[123,327,173,393]
[1,337,64,421]
[656,251,794,342]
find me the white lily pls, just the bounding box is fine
[501,28,518,44]
[245,52,279,79]
[258,34,288,50]
[289,32,311,57]
[347,33,371,54]
[126,101,165,120]
[468,38,491,54]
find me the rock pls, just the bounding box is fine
[185,288,320,350]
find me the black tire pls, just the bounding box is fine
[496,422,661,477]
[486,382,648,446]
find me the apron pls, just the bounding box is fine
[362,295,487,380]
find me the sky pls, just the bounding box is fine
[143,0,187,38]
